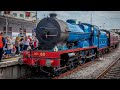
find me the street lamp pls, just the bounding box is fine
[33,11,37,37]
[3,11,10,36]
[6,16,8,36]
[103,23,105,29]
[88,11,93,25]
[36,11,37,27]
[91,12,92,25]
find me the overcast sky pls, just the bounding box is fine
[37,11,120,30]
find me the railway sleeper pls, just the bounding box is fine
[103,76,118,78]
[108,69,120,72]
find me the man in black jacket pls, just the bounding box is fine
[0,32,5,62]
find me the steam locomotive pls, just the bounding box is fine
[19,13,119,76]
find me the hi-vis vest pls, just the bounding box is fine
[0,36,3,48]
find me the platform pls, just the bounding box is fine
[0,57,33,79]
[0,57,20,67]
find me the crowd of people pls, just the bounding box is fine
[0,32,38,62]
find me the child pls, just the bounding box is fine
[33,36,38,49]
[12,44,16,56]
[5,36,12,58]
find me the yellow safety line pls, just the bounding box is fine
[2,57,20,60]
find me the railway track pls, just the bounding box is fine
[52,50,117,79]
[19,59,98,79]
[52,60,97,79]
[96,57,120,79]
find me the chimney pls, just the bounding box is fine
[49,13,57,18]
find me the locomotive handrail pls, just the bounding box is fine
[68,32,91,34]
[45,34,58,38]
[40,27,57,30]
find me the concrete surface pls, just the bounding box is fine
[0,57,33,79]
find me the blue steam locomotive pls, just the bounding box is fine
[19,13,119,76]
[36,13,108,51]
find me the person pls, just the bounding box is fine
[0,32,5,61]
[5,36,12,58]
[3,36,8,58]
[23,36,30,50]
[15,36,20,56]
[28,35,32,41]
[33,36,38,48]
[12,44,16,56]
[19,36,24,52]
[28,35,33,49]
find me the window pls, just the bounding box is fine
[4,11,10,14]
[8,27,12,32]
[91,27,94,31]
[24,29,26,32]
[20,14,24,18]
[25,12,30,17]
[3,27,6,34]
[19,28,22,33]
[13,13,17,17]
[23,29,26,33]
[3,27,12,32]
[84,25,89,30]
[3,27,6,30]
[23,29,26,36]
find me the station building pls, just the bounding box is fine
[0,11,36,39]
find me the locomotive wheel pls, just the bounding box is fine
[100,52,102,57]
[105,48,109,53]
[67,62,74,70]
[79,60,83,65]
[74,62,78,68]
[81,58,87,64]
[103,49,106,54]
[91,56,95,61]
[113,45,116,49]
[80,51,87,64]
[90,49,95,61]
[53,68,62,76]
[74,59,79,68]
[77,60,81,66]
[97,52,101,58]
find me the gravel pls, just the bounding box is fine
[61,45,120,79]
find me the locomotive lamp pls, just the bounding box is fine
[53,46,58,52]
[46,59,52,67]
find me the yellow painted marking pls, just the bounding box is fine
[2,57,20,61]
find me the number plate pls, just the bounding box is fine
[32,52,46,57]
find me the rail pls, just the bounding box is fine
[96,56,120,79]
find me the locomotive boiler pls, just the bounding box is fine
[36,13,91,51]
